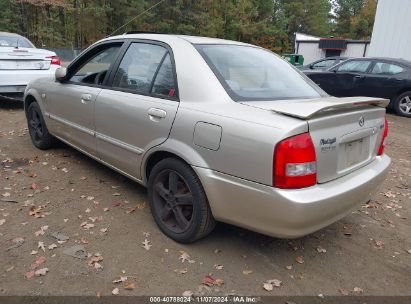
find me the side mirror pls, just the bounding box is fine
[55,67,67,81]
[309,64,314,69]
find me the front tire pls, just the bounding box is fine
[393,91,411,117]
[27,101,56,150]
[147,158,215,243]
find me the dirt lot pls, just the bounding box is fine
[0,101,410,297]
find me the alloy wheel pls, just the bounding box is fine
[399,95,411,115]
[28,107,44,142]
[152,169,194,233]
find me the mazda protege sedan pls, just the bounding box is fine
[24,34,390,243]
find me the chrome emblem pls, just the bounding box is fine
[359,116,365,127]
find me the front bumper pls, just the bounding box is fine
[194,154,391,238]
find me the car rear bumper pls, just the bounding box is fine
[194,154,391,238]
[0,67,57,88]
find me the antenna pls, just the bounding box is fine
[108,0,167,37]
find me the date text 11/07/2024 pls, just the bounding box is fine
[149,296,261,303]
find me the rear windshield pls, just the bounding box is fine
[196,44,325,101]
[0,35,34,48]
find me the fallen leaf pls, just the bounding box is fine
[62,168,69,173]
[112,287,119,295]
[126,206,138,214]
[113,276,128,283]
[353,287,364,294]
[295,256,304,264]
[343,224,353,235]
[34,225,49,236]
[30,250,38,255]
[285,265,293,270]
[316,246,327,253]
[202,275,224,286]
[0,219,5,226]
[142,239,152,250]
[375,240,384,248]
[182,290,193,297]
[100,228,108,233]
[48,243,58,250]
[38,241,45,252]
[85,208,91,213]
[34,268,48,276]
[124,282,135,290]
[143,232,150,238]
[103,208,110,212]
[242,270,253,275]
[30,183,39,190]
[137,202,146,209]
[6,266,14,272]
[179,251,194,263]
[2,192,11,197]
[214,264,224,270]
[112,193,121,196]
[339,288,349,296]
[175,268,188,274]
[263,283,273,291]
[268,279,282,287]
[407,249,411,254]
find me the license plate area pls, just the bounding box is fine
[0,60,50,70]
[341,137,371,170]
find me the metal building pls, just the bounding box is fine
[368,0,411,61]
[295,33,369,65]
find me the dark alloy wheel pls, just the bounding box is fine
[152,169,194,233]
[148,158,215,243]
[27,101,56,150]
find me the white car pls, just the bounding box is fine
[0,32,60,100]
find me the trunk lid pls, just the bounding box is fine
[0,47,55,70]
[242,96,388,183]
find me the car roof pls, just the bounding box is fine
[107,33,252,46]
[347,57,411,67]
[0,32,24,37]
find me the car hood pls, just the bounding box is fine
[240,96,389,119]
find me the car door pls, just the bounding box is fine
[362,61,408,100]
[45,41,123,157]
[329,59,373,97]
[95,41,179,179]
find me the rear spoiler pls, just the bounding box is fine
[242,97,389,119]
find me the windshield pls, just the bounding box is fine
[196,44,325,101]
[0,35,35,48]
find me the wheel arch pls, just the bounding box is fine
[142,140,209,184]
[24,89,45,117]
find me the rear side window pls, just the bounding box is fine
[112,43,167,94]
[196,44,324,101]
[371,62,404,75]
[151,54,177,98]
[337,60,372,73]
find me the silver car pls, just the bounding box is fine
[24,34,391,243]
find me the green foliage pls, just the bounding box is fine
[0,0,377,52]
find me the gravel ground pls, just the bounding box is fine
[0,101,410,297]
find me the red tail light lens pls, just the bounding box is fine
[377,117,389,156]
[273,133,317,189]
[47,56,61,66]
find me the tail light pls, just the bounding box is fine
[47,56,61,66]
[377,117,389,156]
[273,133,317,189]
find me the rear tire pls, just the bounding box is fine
[27,102,56,150]
[147,158,215,243]
[393,91,411,117]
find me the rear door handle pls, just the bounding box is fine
[148,108,167,119]
[80,93,92,104]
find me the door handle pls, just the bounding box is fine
[148,108,167,120]
[354,75,365,79]
[80,93,92,104]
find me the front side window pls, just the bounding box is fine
[196,44,324,101]
[337,60,372,73]
[371,62,404,75]
[112,43,167,94]
[70,44,121,85]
